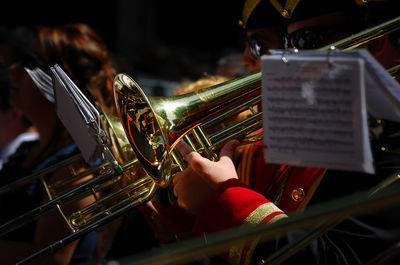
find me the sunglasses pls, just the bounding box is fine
[284,25,347,50]
[246,36,269,60]
[246,25,347,59]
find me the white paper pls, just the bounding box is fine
[261,54,374,173]
[357,49,400,122]
[51,65,104,163]
[25,67,55,103]
[270,49,400,122]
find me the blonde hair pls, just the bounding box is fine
[173,74,256,127]
[174,75,230,96]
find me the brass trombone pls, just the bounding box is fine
[13,15,400,265]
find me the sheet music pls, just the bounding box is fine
[357,49,400,122]
[261,54,374,173]
[25,67,55,102]
[270,49,400,122]
[50,65,104,163]
[52,64,100,126]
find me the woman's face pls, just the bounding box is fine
[8,63,51,119]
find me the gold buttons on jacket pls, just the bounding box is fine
[291,188,305,202]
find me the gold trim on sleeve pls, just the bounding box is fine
[228,202,288,265]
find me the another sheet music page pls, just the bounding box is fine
[261,54,374,173]
[51,65,103,163]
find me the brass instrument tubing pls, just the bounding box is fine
[0,177,101,237]
[50,161,111,195]
[70,176,152,227]
[69,158,145,228]
[183,135,196,151]
[190,114,263,155]
[41,175,78,233]
[0,154,83,195]
[171,149,185,171]
[318,16,400,50]
[40,176,54,200]
[202,94,261,129]
[135,179,158,205]
[91,186,99,200]
[208,112,263,143]
[167,135,196,178]
[56,204,77,233]
[166,149,185,187]
[16,181,158,265]
[81,179,155,227]
[369,174,400,197]
[212,119,263,149]
[0,158,138,237]
[192,127,217,161]
[68,164,77,175]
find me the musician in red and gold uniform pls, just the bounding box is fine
[172,0,400,265]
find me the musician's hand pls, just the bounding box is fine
[172,140,239,214]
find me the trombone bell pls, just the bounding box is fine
[113,72,262,184]
[114,74,169,183]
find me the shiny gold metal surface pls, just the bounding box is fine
[114,71,263,185]
[291,188,306,202]
[100,105,136,163]
[0,108,155,235]
[318,16,400,51]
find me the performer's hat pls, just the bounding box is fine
[239,0,390,30]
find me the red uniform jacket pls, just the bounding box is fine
[142,141,325,265]
[192,141,325,264]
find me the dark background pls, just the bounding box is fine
[1,0,246,95]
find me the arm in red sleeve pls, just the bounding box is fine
[194,178,287,265]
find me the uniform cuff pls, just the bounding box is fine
[193,178,272,235]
